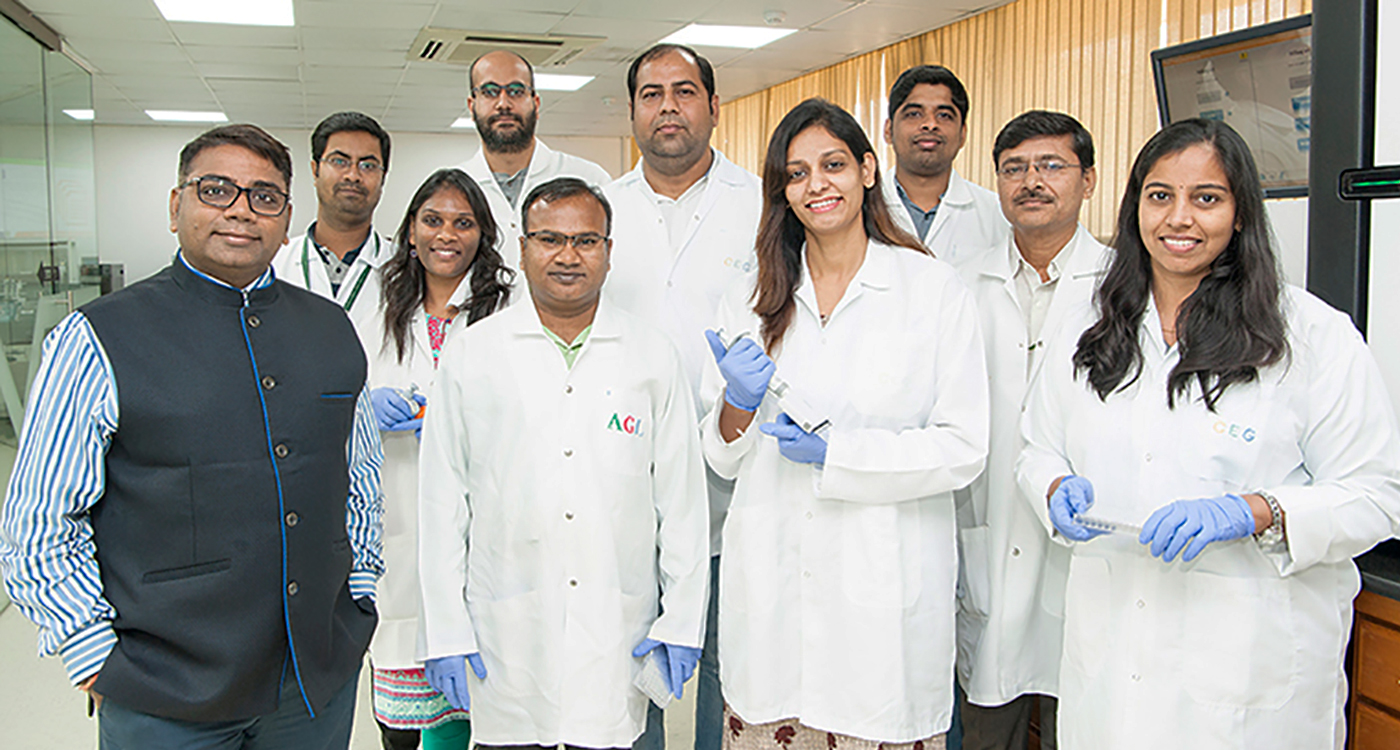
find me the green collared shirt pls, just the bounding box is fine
[543,324,592,369]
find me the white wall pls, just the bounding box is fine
[93,124,628,284]
[1265,197,1308,287]
[1369,1,1400,413]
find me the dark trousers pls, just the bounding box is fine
[98,666,359,750]
[959,693,1057,750]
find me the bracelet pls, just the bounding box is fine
[1254,490,1285,545]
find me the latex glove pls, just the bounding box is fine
[632,638,703,699]
[1048,475,1108,542]
[424,653,487,711]
[1139,494,1255,563]
[758,413,827,465]
[705,330,775,412]
[370,387,426,434]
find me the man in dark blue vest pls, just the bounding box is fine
[0,123,384,749]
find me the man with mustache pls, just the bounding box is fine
[952,111,1108,750]
[275,111,393,339]
[460,50,611,274]
[602,42,761,750]
[882,65,1007,264]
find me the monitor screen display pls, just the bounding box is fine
[1152,15,1312,197]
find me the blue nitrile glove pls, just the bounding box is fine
[370,387,425,433]
[758,413,828,465]
[1048,475,1108,542]
[632,638,703,699]
[1139,493,1255,563]
[705,330,775,412]
[424,653,487,711]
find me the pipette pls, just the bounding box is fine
[1072,512,1143,536]
[714,328,830,435]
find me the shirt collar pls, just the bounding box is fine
[177,250,274,291]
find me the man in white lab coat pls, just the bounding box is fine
[602,43,762,750]
[459,50,612,274]
[417,177,710,750]
[953,111,1109,750]
[882,66,1008,265]
[274,111,393,337]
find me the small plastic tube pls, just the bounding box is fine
[1072,513,1143,536]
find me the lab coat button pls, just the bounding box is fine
[565,384,573,394]
[805,511,813,520]
[247,314,261,328]
[274,443,289,458]
[261,375,276,390]
[1131,673,1141,682]
[564,449,573,457]
[287,581,299,596]
[1011,547,1021,557]
[569,578,578,587]
[565,512,574,521]
[1145,452,1153,462]
[285,512,299,527]
[803,571,812,579]
[1137,599,1145,608]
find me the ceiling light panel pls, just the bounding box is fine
[534,74,594,92]
[451,117,477,129]
[153,0,294,26]
[63,109,95,121]
[146,110,230,123]
[659,24,797,49]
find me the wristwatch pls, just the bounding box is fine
[1254,490,1285,548]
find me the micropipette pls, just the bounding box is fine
[714,328,830,435]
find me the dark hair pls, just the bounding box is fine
[754,98,926,353]
[1072,118,1287,410]
[520,177,613,236]
[992,110,1095,169]
[380,169,513,363]
[888,65,969,122]
[469,50,535,89]
[311,111,391,170]
[179,123,292,188]
[627,44,716,102]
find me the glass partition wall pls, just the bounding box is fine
[0,13,98,612]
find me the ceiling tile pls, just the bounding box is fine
[420,9,566,35]
[168,23,299,48]
[813,4,967,54]
[298,26,418,52]
[698,0,861,29]
[303,49,409,67]
[92,59,201,78]
[41,15,172,42]
[199,63,302,80]
[295,1,437,31]
[182,45,305,65]
[25,0,163,20]
[569,0,721,24]
[62,40,186,64]
[301,65,406,85]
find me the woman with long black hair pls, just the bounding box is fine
[365,168,513,750]
[700,98,988,750]
[1017,118,1400,747]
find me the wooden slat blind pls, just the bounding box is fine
[714,0,1311,239]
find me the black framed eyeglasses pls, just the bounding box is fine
[181,176,290,217]
[472,83,533,100]
[525,230,608,251]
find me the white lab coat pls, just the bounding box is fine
[364,276,488,670]
[460,140,612,273]
[604,151,762,554]
[952,226,1109,707]
[273,227,391,340]
[417,297,710,748]
[1017,286,1400,749]
[881,168,1008,266]
[700,240,989,742]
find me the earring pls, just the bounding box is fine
[409,248,417,258]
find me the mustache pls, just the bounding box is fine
[1014,188,1054,203]
[488,113,525,127]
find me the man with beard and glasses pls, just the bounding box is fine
[459,50,611,275]
[275,111,393,339]
[602,42,761,750]
[882,66,1007,265]
[952,111,1108,750]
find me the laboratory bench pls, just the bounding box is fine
[1351,539,1400,748]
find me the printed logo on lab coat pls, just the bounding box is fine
[722,256,755,273]
[607,412,644,437]
[1213,420,1257,442]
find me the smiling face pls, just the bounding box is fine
[783,125,877,240]
[170,143,291,288]
[411,186,481,284]
[884,83,966,178]
[630,49,717,165]
[1138,142,1239,289]
[312,130,384,224]
[996,134,1095,242]
[519,192,612,319]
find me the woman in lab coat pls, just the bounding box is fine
[1017,118,1400,748]
[701,98,988,749]
[366,168,513,750]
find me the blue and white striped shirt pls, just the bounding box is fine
[0,253,384,686]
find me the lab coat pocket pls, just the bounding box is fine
[1062,554,1111,680]
[957,524,992,618]
[1170,384,1274,496]
[597,396,653,478]
[1182,573,1298,710]
[848,334,919,422]
[472,591,547,699]
[841,504,920,608]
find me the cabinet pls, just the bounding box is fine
[1350,590,1400,749]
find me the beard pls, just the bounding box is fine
[476,109,538,153]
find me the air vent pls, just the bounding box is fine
[408,28,604,68]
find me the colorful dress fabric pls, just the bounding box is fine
[722,705,946,750]
[426,313,453,364]
[372,667,469,731]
